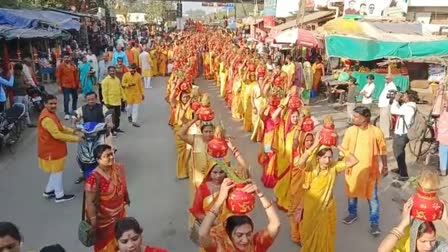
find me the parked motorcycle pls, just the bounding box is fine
[76,122,108,178]
[27,85,47,112]
[0,103,26,151]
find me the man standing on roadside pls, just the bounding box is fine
[38,94,83,203]
[341,106,388,237]
[378,74,397,139]
[12,63,35,127]
[139,47,152,89]
[122,63,144,127]
[390,90,418,182]
[102,66,124,135]
[56,54,80,120]
[97,53,112,103]
[360,74,376,111]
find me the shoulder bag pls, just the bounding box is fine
[78,173,100,247]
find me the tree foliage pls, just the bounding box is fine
[185,9,207,19]
[126,0,175,21]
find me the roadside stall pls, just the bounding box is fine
[0,8,80,83]
[322,18,448,101]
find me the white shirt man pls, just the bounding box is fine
[361,76,375,106]
[22,60,37,87]
[139,49,152,89]
[98,55,112,83]
[390,91,417,180]
[86,50,99,80]
[378,75,397,138]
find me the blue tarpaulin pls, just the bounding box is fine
[0,24,68,40]
[0,8,80,31]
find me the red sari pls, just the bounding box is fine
[85,163,128,252]
[205,224,274,252]
[258,107,280,188]
[145,245,168,252]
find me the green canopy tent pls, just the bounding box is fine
[322,18,448,99]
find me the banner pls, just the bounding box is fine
[263,0,277,16]
[275,0,300,18]
[343,0,409,17]
[263,0,277,27]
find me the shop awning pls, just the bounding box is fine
[0,24,70,40]
[326,35,448,60]
[269,10,335,37]
[323,18,448,61]
[0,8,80,31]
[274,28,297,44]
[274,28,323,47]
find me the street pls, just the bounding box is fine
[1,76,405,251]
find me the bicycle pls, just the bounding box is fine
[408,112,438,164]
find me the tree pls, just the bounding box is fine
[185,9,207,19]
[127,0,175,22]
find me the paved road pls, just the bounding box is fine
[0,77,405,251]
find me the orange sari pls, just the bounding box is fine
[288,132,314,243]
[206,225,274,252]
[85,163,128,252]
[190,162,230,252]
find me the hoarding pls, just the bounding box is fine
[263,0,277,27]
[275,0,300,18]
[343,0,409,17]
[408,0,448,7]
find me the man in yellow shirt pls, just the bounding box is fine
[101,66,123,135]
[341,106,388,237]
[122,64,144,127]
[131,42,141,69]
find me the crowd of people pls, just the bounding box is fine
[3,22,448,252]
[165,28,448,252]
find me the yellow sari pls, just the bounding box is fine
[219,65,228,98]
[299,159,346,252]
[241,80,256,132]
[158,49,168,76]
[250,84,266,142]
[231,76,242,120]
[274,120,300,211]
[174,102,193,179]
[150,49,158,77]
[288,131,314,243]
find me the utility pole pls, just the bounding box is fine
[297,0,306,28]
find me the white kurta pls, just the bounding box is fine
[139,51,152,77]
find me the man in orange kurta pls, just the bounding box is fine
[341,106,388,237]
[38,95,83,203]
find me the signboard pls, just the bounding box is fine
[409,0,448,6]
[201,3,235,7]
[127,13,147,23]
[263,0,277,16]
[343,0,409,17]
[276,0,300,18]
[263,0,277,27]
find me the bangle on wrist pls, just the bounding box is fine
[257,193,264,198]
